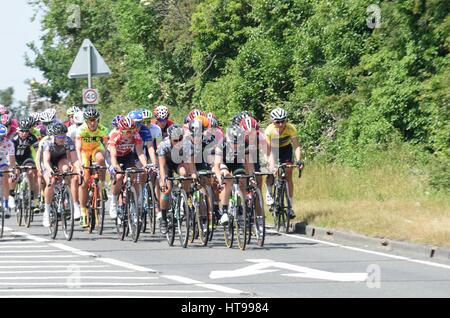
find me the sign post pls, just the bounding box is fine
[68,39,111,105]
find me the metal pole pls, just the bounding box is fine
[87,43,92,89]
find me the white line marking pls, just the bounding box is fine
[162,275,247,295]
[0,265,108,269]
[48,243,96,257]
[0,245,48,248]
[0,261,95,263]
[267,229,450,270]
[0,282,161,286]
[97,258,157,273]
[0,255,78,258]
[0,289,214,294]
[0,270,134,274]
[9,232,49,242]
[0,250,62,253]
[0,276,158,280]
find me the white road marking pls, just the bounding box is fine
[0,265,108,269]
[0,250,62,253]
[48,243,96,257]
[0,260,96,263]
[0,282,162,286]
[97,258,157,273]
[0,245,48,248]
[0,255,78,258]
[0,270,134,274]
[163,275,247,295]
[0,289,214,294]
[268,229,450,270]
[9,232,49,242]
[0,276,158,280]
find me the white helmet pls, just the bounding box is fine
[270,107,287,121]
[40,109,57,124]
[73,111,84,125]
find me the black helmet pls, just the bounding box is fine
[83,106,100,120]
[48,122,68,136]
[18,117,34,131]
[167,124,184,140]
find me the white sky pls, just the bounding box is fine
[0,0,44,105]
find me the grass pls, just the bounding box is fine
[265,146,450,248]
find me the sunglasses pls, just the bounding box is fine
[171,137,183,143]
[157,118,168,123]
[55,135,66,140]
[121,129,134,134]
[274,120,286,124]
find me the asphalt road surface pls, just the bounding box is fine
[1,205,449,298]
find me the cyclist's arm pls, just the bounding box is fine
[135,143,147,167]
[68,150,81,173]
[75,136,83,165]
[9,154,16,170]
[158,155,167,188]
[147,142,158,166]
[109,145,120,171]
[291,136,301,162]
[43,150,53,174]
[212,147,223,184]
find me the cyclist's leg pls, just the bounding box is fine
[0,164,9,211]
[280,144,295,218]
[79,151,92,224]
[218,164,232,224]
[159,164,173,234]
[42,159,56,227]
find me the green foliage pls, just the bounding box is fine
[27,0,449,191]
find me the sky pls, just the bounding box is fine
[0,0,44,106]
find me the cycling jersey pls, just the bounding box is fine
[38,136,76,170]
[0,138,15,167]
[11,132,38,165]
[76,123,109,152]
[157,137,194,176]
[151,119,174,138]
[108,129,142,157]
[6,119,18,139]
[265,123,297,148]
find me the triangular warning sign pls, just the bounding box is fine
[68,39,112,79]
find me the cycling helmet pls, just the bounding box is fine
[231,113,243,126]
[167,124,184,140]
[40,109,56,124]
[153,105,170,120]
[0,114,11,126]
[208,117,219,129]
[186,109,205,123]
[18,117,34,131]
[240,116,259,132]
[117,116,136,130]
[48,122,68,136]
[83,106,100,120]
[226,125,245,144]
[0,124,7,137]
[128,110,143,122]
[73,111,84,125]
[141,109,152,120]
[270,107,287,121]
[29,112,41,125]
[206,112,218,121]
[112,115,124,128]
[0,104,8,115]
[66,106,75,116]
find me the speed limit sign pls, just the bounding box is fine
[83,88,99,105]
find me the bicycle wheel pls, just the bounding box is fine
[127,187,140,242]
[166,209,175,246]
[0,206,4,238]
[197,187,212,246]
[252,188,265,247]
[97,183,106,235]
[189,195,197,244]
[61,186,75,241]
[234,192,248,250]
[15,185,23,226]
[143,181,156,235]
[116,192,127,240]
[49,200,59,239]
[87,184,96,234]
[283,182,291,233]
[177,189,190,248]
[22,179,32,228]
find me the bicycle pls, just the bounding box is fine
[188,171,214,246]
[269,162,302,233]
[113,167,145,242]
[15,165,37,228]
[84,164,108,235]
[246,172,272,247]
[222,170,252,250]
[0,169,14,239]
[165,176,196,248]
[49,171,79,240]
[141,168,158,235]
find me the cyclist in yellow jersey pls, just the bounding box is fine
[75,107,109,227]
[265,107,302,219]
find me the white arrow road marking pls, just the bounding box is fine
[210,259,368,282]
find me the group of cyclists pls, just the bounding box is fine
[0,102,303,243]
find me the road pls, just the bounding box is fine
[1,209,449,298]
